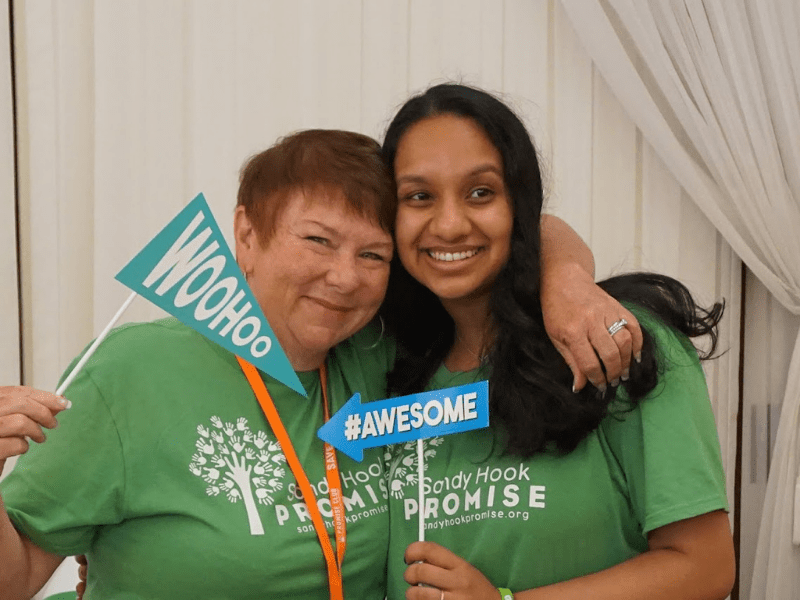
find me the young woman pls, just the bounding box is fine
[381,84,735,600]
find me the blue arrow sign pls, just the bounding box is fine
[318,381,489,461]
[115,193,306,396]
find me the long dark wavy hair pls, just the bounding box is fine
[379,83,724,458]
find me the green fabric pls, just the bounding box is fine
[1,318,392,600]
[385,315,728,597]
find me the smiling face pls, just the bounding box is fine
[235,189,393,371]
[394,114,513,310]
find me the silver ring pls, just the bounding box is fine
[607,318,628,336]
[439,590,445,600]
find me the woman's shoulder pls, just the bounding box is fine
[626,303,703,367]
[598,305,727,532]
[603,305,716,432]
[70,317,216,374]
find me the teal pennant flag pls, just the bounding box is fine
[116,193,306,396]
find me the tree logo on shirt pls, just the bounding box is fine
[189,416,287,535]
[384,437,443,499]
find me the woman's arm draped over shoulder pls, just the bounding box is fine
[540,214,595,279]
[539,215,643,392]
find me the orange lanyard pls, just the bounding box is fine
[237,356,347,600]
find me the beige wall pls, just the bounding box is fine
[0,0,20,385]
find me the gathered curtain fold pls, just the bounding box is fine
[558,0,800,597]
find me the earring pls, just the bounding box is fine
[359,315,385,350]
[237,260,252,282]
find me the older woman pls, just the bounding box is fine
[1,127,637,599]
[0,130,396,600]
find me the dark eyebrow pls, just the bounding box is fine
[396,163,503,186]
[395,174,427,186]
[466,164,504,178]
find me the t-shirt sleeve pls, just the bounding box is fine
[600,312,729,534]
[0,366,126,556]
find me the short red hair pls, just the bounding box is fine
[237,129,396,243]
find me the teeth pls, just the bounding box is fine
[428,249,480,262]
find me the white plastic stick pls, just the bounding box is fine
[417,437,425,541]
[55,291,137,396]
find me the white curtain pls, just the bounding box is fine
[558,0,800,597]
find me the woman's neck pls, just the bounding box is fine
[441,296,493,372]
[282,344,327,373]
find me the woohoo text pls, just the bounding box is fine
[115,193,304,394]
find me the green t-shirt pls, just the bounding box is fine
[385,315,728,597]
[1,318,392,599]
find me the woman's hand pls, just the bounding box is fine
[76,554,88,600]
[539,215,643,393]
[0,387,69,598]
[541,263,643,393]
[0,386,70,474]
[403,541,498,600]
